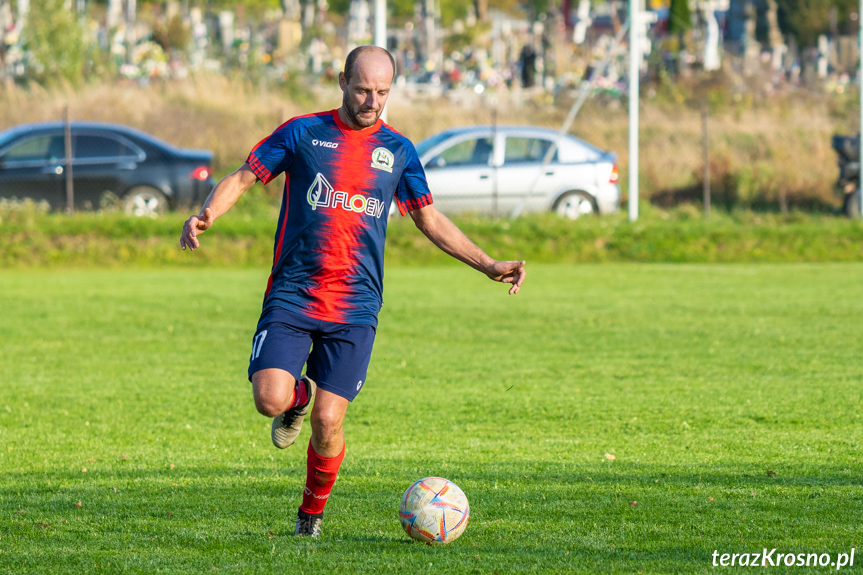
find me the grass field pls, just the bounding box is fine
[1,264,861,573]
[2,204,863,267]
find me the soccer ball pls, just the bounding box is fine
[398,477,470,544]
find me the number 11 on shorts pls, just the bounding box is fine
[251,330,268,360]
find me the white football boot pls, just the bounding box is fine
[271,375,316,449]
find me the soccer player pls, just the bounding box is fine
[180,45,526,537]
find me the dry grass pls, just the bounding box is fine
[390,91,847,210]
[0,77,299,171]
[0,77,850,209]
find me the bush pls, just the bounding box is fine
[153,15,191,53]
[1,206,862,267]
[23,0,87,88]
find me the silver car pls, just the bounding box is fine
[412,125,619,219]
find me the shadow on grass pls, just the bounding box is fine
[341,535,413,544]
[2,458,861,497]
[2,459,859,536]
[2,460,859,573]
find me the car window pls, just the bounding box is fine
[2,136,65,163]
[74,135,137,159]
[504,137,557,164]
[434,137,493,167]
[415,132,454,158]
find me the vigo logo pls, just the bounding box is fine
[307,173,386,218]
[312,139,339,149]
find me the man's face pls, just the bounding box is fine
[339,52,393,130]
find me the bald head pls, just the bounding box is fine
[338,45,396,130]
[343,45,396,85]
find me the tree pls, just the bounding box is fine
[23,0,86,87]
[669,0,692,35]
[778,0,857,46]
[153,14,191,52]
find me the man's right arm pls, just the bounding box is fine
[180,163,259,251]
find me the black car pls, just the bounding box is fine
[831,133,862,218]
[0,122,215,216]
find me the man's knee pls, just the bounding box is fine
[251,369,296,416]
[308,388,349,455]
[254,393,286,417]
[311,411,343,441]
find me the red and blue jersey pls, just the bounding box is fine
[247,109,433,326]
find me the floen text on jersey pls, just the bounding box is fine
[306,173,388,218]
[245,110,433,327]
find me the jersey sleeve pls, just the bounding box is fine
[246,119,304,185]
[395,142,434,216]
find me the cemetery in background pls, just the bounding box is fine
[0,0,860,212]
[3,0,860,94]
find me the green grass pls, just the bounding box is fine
[2,200,863,267]
[1,264,861,573]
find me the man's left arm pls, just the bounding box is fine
[409,204,526,294]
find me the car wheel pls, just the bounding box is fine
[554,191,597,220]
[124,187,168,218]
[844,189,861,219]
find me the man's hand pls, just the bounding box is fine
[179,164,260,252]
[410,205,527,294]
[487,260,527,295]
[180,208,215,251]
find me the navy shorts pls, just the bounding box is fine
[248,307,376,402]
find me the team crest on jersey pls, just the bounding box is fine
[306,173,386,218]
[370,147,394,173]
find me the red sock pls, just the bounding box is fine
[289,377,308,409]
[299,440,345,515]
